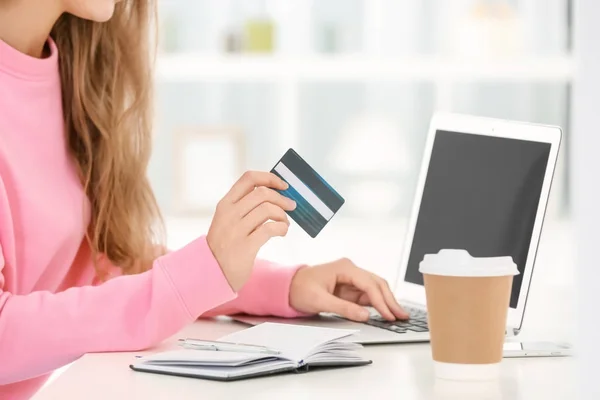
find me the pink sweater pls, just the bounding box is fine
[0,38,302,399]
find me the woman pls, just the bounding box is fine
[0,1,407,398]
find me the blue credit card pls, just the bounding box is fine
[271,149,345,238]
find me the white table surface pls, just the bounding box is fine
[34,282,575,400]
[34,218,576,400]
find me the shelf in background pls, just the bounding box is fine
[155,54,575,83]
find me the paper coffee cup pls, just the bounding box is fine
[419,249,519,381]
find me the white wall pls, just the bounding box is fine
[572,0,600,398]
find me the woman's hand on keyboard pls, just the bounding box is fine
[289,258,409,322]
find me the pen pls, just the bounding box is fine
[177,339,281,355]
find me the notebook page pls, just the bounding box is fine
[218,323,358,361]
[139,349,272,367]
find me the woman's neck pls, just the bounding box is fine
[0,0,62,58]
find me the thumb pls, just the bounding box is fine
[320,293,370,322]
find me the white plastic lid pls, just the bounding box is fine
[419,249,519,277]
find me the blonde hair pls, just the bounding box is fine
[51,1,164,277]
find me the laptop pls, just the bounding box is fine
[234,113,562,344]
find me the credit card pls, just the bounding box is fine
[271,149,345,238]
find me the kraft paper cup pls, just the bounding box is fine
[420,249,519,381]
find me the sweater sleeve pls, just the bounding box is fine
[203,260,306,318]
[0,237,236,385]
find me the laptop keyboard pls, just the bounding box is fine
[365,306,429,334]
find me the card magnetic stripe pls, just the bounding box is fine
[280,150,344,213]
[273,162,334,220]
[272,171,327,238]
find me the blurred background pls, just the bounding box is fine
[150,0,574,295]
[45,0,584,388]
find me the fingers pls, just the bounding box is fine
[336,260,395,321]
[353,277,395,321]
[241,202,290,236]
[236,186,296,218]
[373,275,409,320]
[249,221,289,247]
[356,293,371,306]
[223,171,288,204]
[319,292,370,322]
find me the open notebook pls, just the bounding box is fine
[130,323,371,381]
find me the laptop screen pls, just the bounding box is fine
[404,130,552,308]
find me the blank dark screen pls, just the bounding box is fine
[404,130,551,308]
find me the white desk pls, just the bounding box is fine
[35,218,576,399]
[34,284,574,400]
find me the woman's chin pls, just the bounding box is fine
[69,2,116,23]
[92,4,116,23]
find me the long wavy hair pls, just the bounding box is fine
[50,1,165,277]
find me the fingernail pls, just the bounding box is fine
[282,181,289,189]
[287,199,296,209]
[359,309,369,320]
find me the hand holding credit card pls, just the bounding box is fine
[271,149,345,238]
